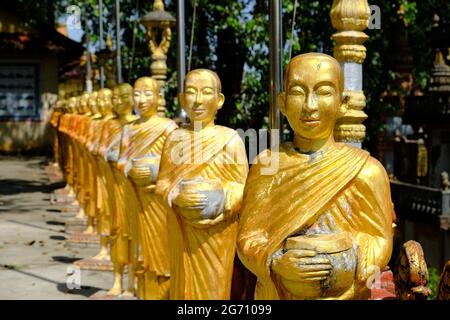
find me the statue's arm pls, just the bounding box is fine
[223,135,249,218]
[354,157,395,284]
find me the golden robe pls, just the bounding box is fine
[237,142,395,300]
[94,116,118,236]
[117,116,177,299]
[156,125,249,300]
[108,117,140,266]
[50,110,62,168]
[97,118,123,237]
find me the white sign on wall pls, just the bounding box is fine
[0,65,39,120]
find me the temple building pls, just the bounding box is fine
[377,12,450,271]
[0,4,83,153]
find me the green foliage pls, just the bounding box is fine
[14,0,450,150]
[427,267,440,300]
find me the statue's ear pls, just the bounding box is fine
[217,93,225,110]
[156,93,163,107]
[338,93,349,117]
[278,92,286,115]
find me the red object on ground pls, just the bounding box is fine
[370,267,397,300]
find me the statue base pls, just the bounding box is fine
[50,192,75,205]
[89,290,137,300]
[65,231,100,248]
[46,163,64,182]
[370,267,396,300]
[74,257,113,271]
[65,216,88,234]
[60,205,80,218]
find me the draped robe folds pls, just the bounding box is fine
[84,118,103,219]
[50,111,62,167]
[61,113,74,185]
[75,115,91,209]
[237,142,395,300]
[155,125,249,300]
[110,117,141,266]
[96,119,122,237]
[117,117,177,299]
[93,117,117,235]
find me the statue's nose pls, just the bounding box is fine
[305,93,318,112]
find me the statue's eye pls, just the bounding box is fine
[317,86,334,96]
[288,85,305,96]
[202,88,214,95]
[145,91,153,97]
[185,88,196,95]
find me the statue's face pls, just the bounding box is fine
[280,55,344,140]
[98,90,112,116]
[88,93,98,114]
[114,85,133,115]
[68,97,77,110]
[80,93,90,113]
[102,91,113,115]
[182,71,224,125]
[133,78,160,117]
[97,92,104,114]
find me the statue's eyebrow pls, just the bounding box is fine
[287,80,305,88]
[314,81,337,90]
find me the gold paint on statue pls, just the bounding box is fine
[237,53,395,300]
[156,69,249,299]
[107,83,138,297]
[330,0,370,143]
[92,88,116,261]
[394,240,431,300]
[117,77,177,299]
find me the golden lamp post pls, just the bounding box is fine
[140,0,175,117]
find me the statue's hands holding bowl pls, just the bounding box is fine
[271,249,332,282]
[173,190,208,221]
[129,163,152,187]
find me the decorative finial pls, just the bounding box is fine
[154,0,164,11]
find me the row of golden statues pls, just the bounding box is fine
[50,53,399,300]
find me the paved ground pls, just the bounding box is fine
[0,156,113,299]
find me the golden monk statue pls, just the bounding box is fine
[107,83,138,296]
[237,53,395,300]
[82,91,101,235]
[116,77,177,299]
[156,69,249,299]
[72,92,91,222]
[91,88,116,261]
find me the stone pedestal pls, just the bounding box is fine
[60,205,80,218]
[370,268,397,300]
[74,256,113,271]
[50,192,75,205]
[65,216,88,234]
[65,231,99,248]
[46,163,64,182]
[89,290,137,300]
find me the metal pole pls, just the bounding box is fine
[269,0,282,137]
[176,0,186,93]
[99,0,105,88]
[85,11,93,93]
[176,0,187,121]
[115,0,123,83]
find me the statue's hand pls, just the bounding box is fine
[173,190,208,210]
[271,249,332,282]
[129,165,152,187]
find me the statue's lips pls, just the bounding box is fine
[300,119,320,127]
[193,108,206,114]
